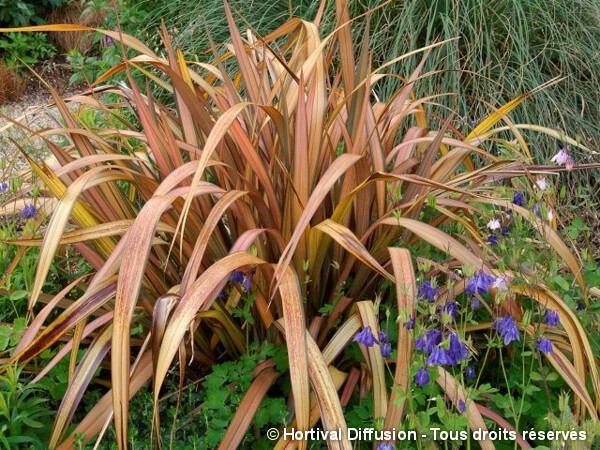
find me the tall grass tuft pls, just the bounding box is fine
[143,0,600,169]
[0,1,598,448]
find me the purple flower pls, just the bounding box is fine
[493,316,520,345]
[465,366,476,379]
[442,302,459,321]
[466,271,495,295]
[22,204,36,219]
[418,280,440,302]
[492,275,509,292]
[230,271,244,283]
[427,346,453,366]
[414,367,429,387]
[533,203,542,219]
[415,329,442,353]
[500,226,510,236]
[242,275,252,291]
[105,27,120,46]
[513,191,525,206]
[380,342,392,358]
[487,234,499,246]
[544,309,560,327]
[379,331,389,344]
[0,182,7,192]
[377,443,395,450]
[470,297,481,310]
[458,399,466,413]
[448,333,469,363]
[536,337,554,354]
[565,155,575,171]
[353,326,376,347]
[405,316,415,330]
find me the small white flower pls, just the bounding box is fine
[547,208,554,222]
[492,275,509,292]
[487,218,501,230]
[551,148,570,165]
[536,177,548,191]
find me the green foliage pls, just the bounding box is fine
[66,44,121,85]
[66,0,159,85]
[0,32,56,67]
[75,343,288,449]
[0,0,67,27]
[0,319,26,353]
[0,365,53,449]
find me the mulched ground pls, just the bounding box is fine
[0,55,85,169]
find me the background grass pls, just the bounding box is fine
[140,0,600,171]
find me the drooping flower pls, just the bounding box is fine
[466,271,495,295]
[448,333,469,363]
[414,335,427,351]
[230,271,244,283]
[0,182,7,192]
[427,346,453,366]
[487,234,499,246]
[465,366,476,380]
[458,399,466,413]
[535,177,548,191]
[536,337,554,354]
[414,367,429,387]
[492,275,509,292]
[415,329,442,353]
[442,302,459,321]
[378,331,389,344]
[380,342,392,358]
[500,226,510,236]
[565,154,574,171]
[487,218,501,231]
[544,309,560,327]
[22,204,36,219]
[551,148,570,165]
[353,326,376,347]
[377,443,395,450]
[493,316,520,345]
[513,191,525,206]
[104,27,120,46]
[242,275,252,291]
[405,316,415,330]
[470,297,481,310]
[418,280,440,302]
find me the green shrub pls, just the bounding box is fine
[0,365,53,448]
[0,32,56,67]
[0,0,67,27]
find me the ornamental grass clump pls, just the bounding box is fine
[0,1,599,448]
